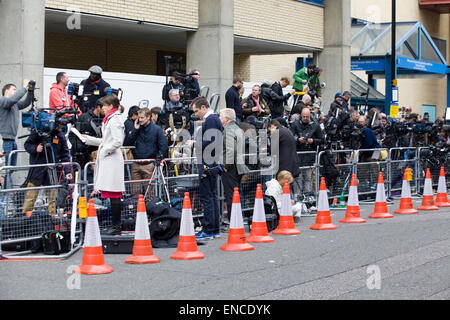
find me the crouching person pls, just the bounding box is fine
[265,170,302,223]
[23,124,72,215]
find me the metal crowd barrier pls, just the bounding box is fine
[1,146,448,258]
[0,162,83,259]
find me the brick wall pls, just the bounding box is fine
[45,0,199,29]
[45,32,185,75]
[234,0,324,50]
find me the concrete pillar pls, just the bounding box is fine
[319,0,351,112]
[186,0,234,110]
[0,0,45,150]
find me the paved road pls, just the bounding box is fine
[2,197,450,302]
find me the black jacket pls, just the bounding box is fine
[290,119,324,166]
[225,85,243,121]
[123,122,169,161]
[25,131,71,186]
[80,77,111,112]
[272,126,300,178]
[261,83,291,118]
[69,109,104,169]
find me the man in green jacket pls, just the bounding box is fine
[292,64,322,105]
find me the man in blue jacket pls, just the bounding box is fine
[225,76,244,123]
[123,107,168,199]
[189,96,224,240]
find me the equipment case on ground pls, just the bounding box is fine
[101,232,135,254]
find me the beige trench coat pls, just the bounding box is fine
[85,110,125,192]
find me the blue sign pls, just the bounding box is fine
[397,56,447,74]
[351,58,385,71]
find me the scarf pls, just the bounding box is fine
[104,108,118,124]
[253,95,263,116]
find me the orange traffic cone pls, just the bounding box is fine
[435,167,450,207]
[310,177,338,230]
[74,199,113,275]
[395,169,418,215]
[418,168,439,211]
[340,174,366,223]
[272,180,301,235]
[171,193,205,260]
[220,188,254,251]
[369,172,394,219]
[126,195,160,264]
[246,184,275,243]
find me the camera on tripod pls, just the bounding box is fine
[21,108,78,137]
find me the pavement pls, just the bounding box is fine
[1,196,450,302]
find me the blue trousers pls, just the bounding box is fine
[198,169,220,234]
[2,140,17,189]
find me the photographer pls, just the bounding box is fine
[0,80,34,180]
[261,79,294,119]
[292,64,322,105]
[290,94,312,119]
[290,107,324,195]
[68,99,104,170]
[123,107,168,200]
[162,72,185,103]
[22,124,72,215]
[242,85,271,122]
[183,69,201,102]
[79,66,111,113]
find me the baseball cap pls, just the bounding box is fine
[88,65,103,74]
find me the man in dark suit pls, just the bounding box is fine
[267,120,300,180]
[225,76,244,123]
[188,96,224,240]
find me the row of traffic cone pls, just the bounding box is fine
[74,180,302,275]
[74,167,449,275]
[75,194,204,275]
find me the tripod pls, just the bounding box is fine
[144,159,171,203]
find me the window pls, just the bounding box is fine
[431,37,447,61]
[156,51,186,77]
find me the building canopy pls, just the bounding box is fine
[351,21,447,76]
[350,21,449,113]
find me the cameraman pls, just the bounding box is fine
[23,124,72,215]
[79,65,111,112]
[183,69,201,102]
[0,80,34,180]
[162,72,185,103]
[292,64,322,105]
[49,72,82,116]
[68,99,104,170]
[290,107,324,195]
